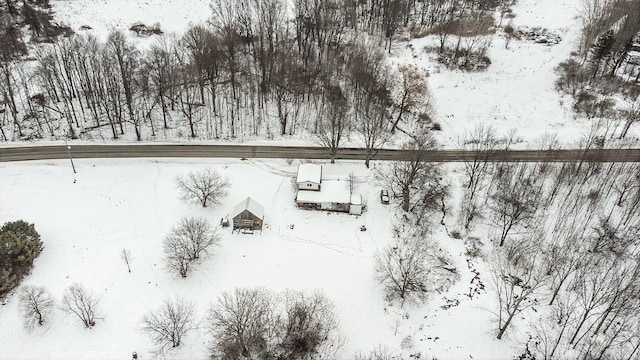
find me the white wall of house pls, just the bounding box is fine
[297,181,320,191]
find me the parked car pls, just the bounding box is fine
[380,189,390,204]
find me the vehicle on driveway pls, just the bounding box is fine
[380,189,390,204]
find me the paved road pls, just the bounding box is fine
[1,144,640,163]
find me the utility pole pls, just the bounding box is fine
[64,139,76,182]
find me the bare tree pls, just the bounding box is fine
[619,96,640,139]
[170,217,220,260]
[315,84,349,163]
[488,162,545,246]
[278,291,343,359]
[208,288,275,359]
[176,167,230,208]
[531,294,581,359]
[19,285,54,329]
[491,236,550,339]
[142,297,195,352]
[375,235,432,306]
[390,65,430,133]
[145,37,180,130]
[381,0,406,52]
[459,124,499,202]
[164,217,220,278]
[544,238,584,306]
[348,44,392,168]
[121,248,132,273]
[105,30,142,140]
[163,240,191,278]
[208,288,343,359]
[458,124,499,230]
[378,132,440,212]
[62,283,100,328]
[567,255,638,346]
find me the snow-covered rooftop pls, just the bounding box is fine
[230,197,264,219]
[296,163,322,184]
[296,180,350,204]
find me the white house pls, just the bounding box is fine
[295,164,362,214]
[296,163,322,191]
[296,179,351,211]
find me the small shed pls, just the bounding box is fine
[296,163,322,191]
[349,194,362,215]
[230,197,264,232]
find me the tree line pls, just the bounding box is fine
[1,0,514,154]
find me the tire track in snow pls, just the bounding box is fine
[245,158,297,177]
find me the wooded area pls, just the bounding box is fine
[0,0,517,146]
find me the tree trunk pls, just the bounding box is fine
[550,320,568,359]
[569,312,590,345]
[496,311,515,339]
[402,187,410,212]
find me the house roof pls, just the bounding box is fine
[296,180,350,204]
[350,193,362,205]
[296,163,322,184]
[230,197,264,219]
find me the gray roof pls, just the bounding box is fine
[230,197,264,219]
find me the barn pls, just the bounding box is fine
[230,197,264,233]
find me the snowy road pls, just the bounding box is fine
[2,144,640,163]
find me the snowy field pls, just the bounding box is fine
[0,159,516,359]
[396,0,594,147]
[50,0,212,45]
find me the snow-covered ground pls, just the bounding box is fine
[3,0,633,359]
[393,0,592,147]
[0,158,517,359]
[50,0,212,45]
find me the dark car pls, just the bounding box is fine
[380,189,390,204]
